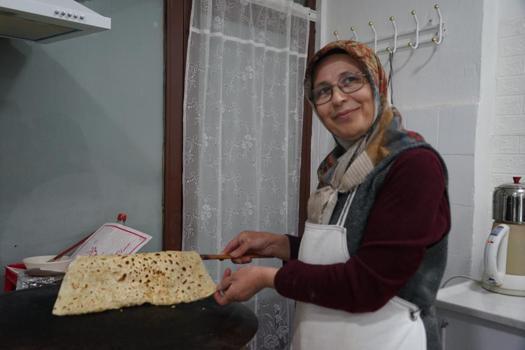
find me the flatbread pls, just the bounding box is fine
[52,251,216,316]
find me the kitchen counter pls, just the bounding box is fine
[436,280,525,331]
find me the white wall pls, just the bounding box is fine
[314,0,489,280]
[491,3,525,204]
[472,0,498,280]
[491,10,525,183]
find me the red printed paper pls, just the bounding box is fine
[72,223,151,257]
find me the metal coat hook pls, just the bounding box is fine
[368,21,377,52]
[408,10,419,49]
[386,16,398,54]
[362,4,445,54]
[432,4,443,45]
[333,30,341,41]
[350,26,359,41]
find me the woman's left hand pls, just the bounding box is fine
[214,266,277,305]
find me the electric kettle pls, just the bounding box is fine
[482,176,525,296]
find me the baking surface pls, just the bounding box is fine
[0,284,258,349]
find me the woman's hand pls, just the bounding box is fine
[214,266,277,305]
[223,231,290,263]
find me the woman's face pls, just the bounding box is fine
[312,54,375,141]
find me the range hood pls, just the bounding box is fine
[0,0,111,43]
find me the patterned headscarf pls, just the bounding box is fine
[304,40,388,109]
[306,40,425,224]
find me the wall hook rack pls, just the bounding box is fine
[385,16,398,54]
[350,26,359,41]
[408,10,419,49]
[335,4,445,54]
[368,21,377,52]
[431,4,443,45]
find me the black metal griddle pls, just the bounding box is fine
[0,285,258,349]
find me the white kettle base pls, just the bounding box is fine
[481,282,525,297]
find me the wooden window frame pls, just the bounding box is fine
[298,0,316,237]
[163,0,316,249]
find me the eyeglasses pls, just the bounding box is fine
[311,72,367,106]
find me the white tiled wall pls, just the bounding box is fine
[437,105,477,155]
[492,16,525,188]
[402,108,439,148]
[447,204,474,276]
[315,0,484,281]
[403,105,478,209]
[404,103,476,278]
[442,155,475,206]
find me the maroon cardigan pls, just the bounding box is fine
[274,148,450,312]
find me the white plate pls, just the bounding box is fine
[22,255,72,272]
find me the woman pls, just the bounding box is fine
[214,40,450,350]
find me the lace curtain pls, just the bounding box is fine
[182,0,310,348]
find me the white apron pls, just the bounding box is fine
[291,190,426,350]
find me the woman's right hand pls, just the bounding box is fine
[223,231,290,263]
